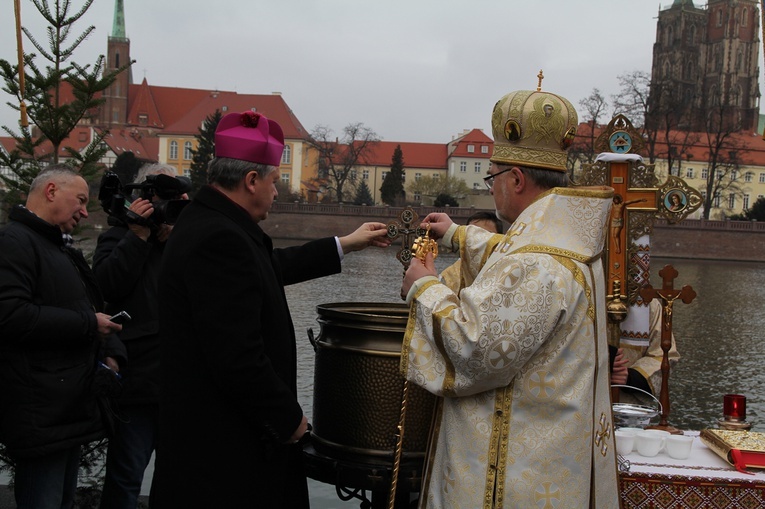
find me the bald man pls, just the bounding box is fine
[0,165,125,509]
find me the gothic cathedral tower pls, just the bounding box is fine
[651,0,760,132]
[99,0,132,127]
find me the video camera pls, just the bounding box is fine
[98,171,191,228]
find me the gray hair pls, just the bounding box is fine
[207,157,277,191]
[519,165,570,189]
[134,163,177,183]
[29,164,81,193]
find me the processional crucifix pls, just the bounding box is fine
[639,264,696,435]
[385,207,436,508]
[386,207,430,274]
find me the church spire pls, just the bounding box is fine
[112,0,125,38]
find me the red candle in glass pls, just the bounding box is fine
[724,394,746,420]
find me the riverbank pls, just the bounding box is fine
[259,203,765,263]
[68,204,765,263]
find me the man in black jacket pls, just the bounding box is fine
[0,165,126,509]
[93,163,189,509]
[151,112,390,508]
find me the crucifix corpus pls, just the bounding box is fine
[639,264,697,435]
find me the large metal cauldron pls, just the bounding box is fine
[310,302,436,462]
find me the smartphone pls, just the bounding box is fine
[109,311,132,324]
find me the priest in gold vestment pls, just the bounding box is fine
[400,88,621,508]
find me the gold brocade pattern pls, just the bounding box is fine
[401,188,620,508]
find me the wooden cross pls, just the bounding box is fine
[639,264,696,434]
[386,207,427,272]
[606,161,659,296]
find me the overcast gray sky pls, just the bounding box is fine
[2,1,760,144]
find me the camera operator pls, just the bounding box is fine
[93,163,189,509]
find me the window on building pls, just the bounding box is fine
[760,173,765,183]
[667,25,674,46]
[115,52,120,68]
[460,161,467,172]
[474,162,481,173]
[744,194,750,209]
[467,145,475,153]
[138,114,148,126]
[281,145,291,165]
[350,170,357,181]
[473,182,480,190]
[184,141,192,160]
[742,8,748,26]
[716,9,722,27]
[170,141,178,160]
[415,173,422,181]
[729,194,736,209]
[745,172,753,182]
[414,192,421,202]
[701,191,707,202]
[433,174,440,180]
[382,171,388,180]
[183,168,191,178]
[362,169,369,180]
[731,170,738,181]
[685,168,694,179]
[112,108,120,123]
[481,146,489,154]
[714,192,721,207]
[701,168,709,179]
[281,173,290,185]
[716,169,723,180]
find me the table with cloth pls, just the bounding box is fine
[619,430,765,508]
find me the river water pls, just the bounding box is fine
[284,247,765,507]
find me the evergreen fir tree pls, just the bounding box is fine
[190,110,222,195]
[0,0,132,212]
[354,180,374,205]
[380,144,405,205]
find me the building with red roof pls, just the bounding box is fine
[571,121,765,218]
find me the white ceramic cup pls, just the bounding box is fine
[666,435,694,460]
[615,430,636,456]
[618,427,644,450]
[636,431,665,457]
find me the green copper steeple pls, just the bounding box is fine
[112,0,125,38]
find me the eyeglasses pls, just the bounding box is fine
[483,167,517,190]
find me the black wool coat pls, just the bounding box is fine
[0,206,125,459]
[152,186,341,508]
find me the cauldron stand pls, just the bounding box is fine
[303,443,420,508]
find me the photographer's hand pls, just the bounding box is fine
[127,198,153,242]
